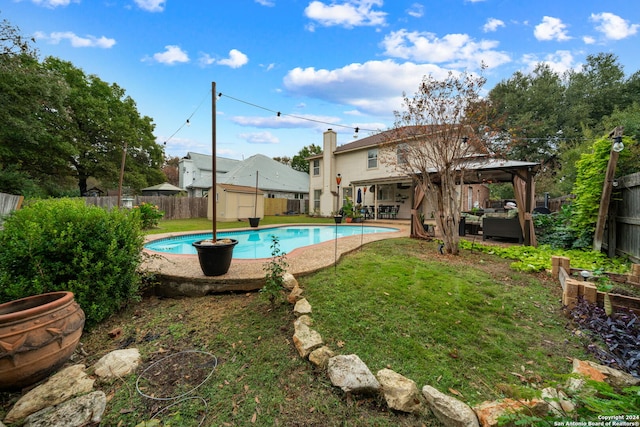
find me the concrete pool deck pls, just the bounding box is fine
[141,221,411,296]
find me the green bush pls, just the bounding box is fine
[0,198,144,327]
[132,202,164,229]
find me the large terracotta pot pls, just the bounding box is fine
[0,291,85,390]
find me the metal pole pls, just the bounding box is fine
[117,140,127,208]
[254,170,259,218]
[212,82,217,242]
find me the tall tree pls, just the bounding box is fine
[488,63,565,163]
[43,57,164,195]
[0,20,73,195]
[162,156,180,186]
[382,71,492,255]
[291,143,322,173]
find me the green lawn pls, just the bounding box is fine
[74,218,596,426]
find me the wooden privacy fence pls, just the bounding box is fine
[83,196,208,220]
[604,172,640,263]
[0,192,24,227]
[83,196,305,220]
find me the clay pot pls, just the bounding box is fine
[0,291,85,390]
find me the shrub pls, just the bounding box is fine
[132,202,164,229]
[262,236,288,306]
[0,198,144,327]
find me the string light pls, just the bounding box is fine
[218,92,370,134]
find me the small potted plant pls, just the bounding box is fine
[331,211,343,224]
[342,196,355,223]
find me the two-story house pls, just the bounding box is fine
[309,128,491,220]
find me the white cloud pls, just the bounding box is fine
[483,18,505,33]
[34,31,116,48]
[233,114,343,130]
[534,16,571,41]
[522,50,577,74]
[30,0,77,7]
[238,131,280,144]
[255,0,275,6]
[218,49,249,68]
[134,0,165,12]
[304,0,387,29]
[283,59,457,116]
[590,12,639,40]
[151,45,189,65]
[380,29,510,69]
[583,35,596,45]
[406,3,424,18]
[199,53,216,66]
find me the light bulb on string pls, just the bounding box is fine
[612,136,624,153]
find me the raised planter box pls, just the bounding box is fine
[553,256,640,316]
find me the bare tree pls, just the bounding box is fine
[381,71,492,255]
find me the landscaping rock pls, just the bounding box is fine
[4,364,94,424]
[572,359,640,389]
[421,385,478,427]
[377,369,423,414]
[23,390,106,427]
[473,398,548,427]
[282,272,298,290]
[327,354,380,394]
[541,387,575,416]
[293,321,323,358]
[293,298,312,315]
[309,346,334,368]
[287,284,303,303]
[93,348,141,379]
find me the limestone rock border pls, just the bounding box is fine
[286,272,638,426]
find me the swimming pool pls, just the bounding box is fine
[144,225,399,259]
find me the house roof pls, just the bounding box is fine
[183,152,240,173]
[220,154,309,193]
[186,154,309,193]
[311,126,476,158]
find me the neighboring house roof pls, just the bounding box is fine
[185,153,309,193]
[220,154,309,193]
[183,152,240,173]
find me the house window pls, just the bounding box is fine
[313,160,320,176]
[377,184,393,201]
[367,149,378,169]
[313,189,321,211]
[397,143,409,165]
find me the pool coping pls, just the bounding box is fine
[141,221,410,297]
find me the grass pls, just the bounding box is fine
[1,216,606,425]
[65,222,596,426]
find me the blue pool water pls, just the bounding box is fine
[145,225,398,259]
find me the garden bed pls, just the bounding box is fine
[553,256,640,315]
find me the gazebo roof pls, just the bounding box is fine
[445,157,540,184]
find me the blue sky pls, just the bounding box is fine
[4,0,639,160]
